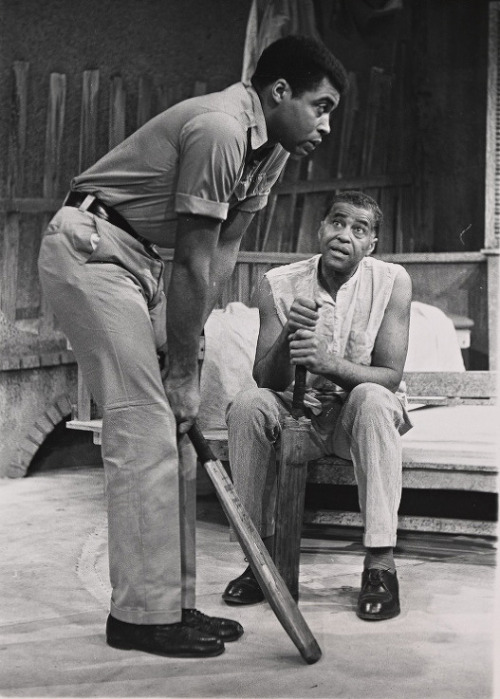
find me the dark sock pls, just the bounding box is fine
[364,547,395,572]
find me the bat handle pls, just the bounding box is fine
[187,422,215,463]
[291,365,307,418]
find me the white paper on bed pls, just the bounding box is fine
[198,300,465,430]
[198,302,259,430]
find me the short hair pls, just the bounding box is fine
[326,190,383,233]
[251,35,349,97]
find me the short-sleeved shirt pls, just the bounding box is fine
[72,82,289,246]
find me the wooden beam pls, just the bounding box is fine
[109,76,126,149]
[403,371,497,399]
[137,75,153,128]
[79,70,99,172]
[273,173,412,196]
[40,72,67,334]
[1,61,29,320]
[485,2,500,250]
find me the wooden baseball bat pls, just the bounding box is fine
[187,422,322,665]
[274,365,312,600]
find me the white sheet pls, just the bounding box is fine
[198,301,466,430]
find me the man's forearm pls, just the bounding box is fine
[312,354,402,393]
[253,325,295,390]
[166,260,209,377]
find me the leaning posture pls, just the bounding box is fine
[38,36,348,657]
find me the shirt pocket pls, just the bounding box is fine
[232,171,267,201]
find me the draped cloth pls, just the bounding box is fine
[241,0,320,85]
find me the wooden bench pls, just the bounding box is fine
[67,371,498,540]
[67,370,497,598]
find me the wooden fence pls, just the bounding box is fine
[0,60,413,327]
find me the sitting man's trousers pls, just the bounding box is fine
[38,206,196,624]
[226,384,412,548]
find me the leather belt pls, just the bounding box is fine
[63,191,156,251]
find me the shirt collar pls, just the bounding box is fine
[313,254,364,303]
[240,83,269,150]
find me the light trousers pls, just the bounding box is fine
[226,384,412,548]
[38,206,196,624]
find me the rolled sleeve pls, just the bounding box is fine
[175,112,246,221]
[175,193,229,219]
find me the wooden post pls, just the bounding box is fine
[73,69,100,419]
[273,415,312,601]
[137,75,153,128]
[109,76,126,149]
[39,72,66,335]
[1,61,29,321]
[79,70,99,172]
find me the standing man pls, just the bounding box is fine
[38,36,348,657]
[222,191,413,621]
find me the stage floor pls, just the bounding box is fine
[0,467,498,699]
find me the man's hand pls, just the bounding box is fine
[286,297,322,337]
[163,371,200,434]
[289,328,332,375]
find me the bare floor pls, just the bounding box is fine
[0,467,498,699]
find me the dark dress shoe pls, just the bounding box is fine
[222,566,265,606]
[356,568,400,621]
[106,614,225,657]
[182,608,244,642]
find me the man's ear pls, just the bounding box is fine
[271,79,291,104]
[367,237,378,256]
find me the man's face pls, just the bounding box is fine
[318,201,378,275]
[272,77,340,156]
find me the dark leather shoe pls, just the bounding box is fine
[182,608,244,642]
[357,568,400,621]
[222,567,265,606]
[106,614,225,657]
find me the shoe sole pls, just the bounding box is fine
[356,606,400,621]
[106,637,225,657]
[222,596,265,606]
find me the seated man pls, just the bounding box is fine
[221,190,413,621]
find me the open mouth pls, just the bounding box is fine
[329,247,350,258]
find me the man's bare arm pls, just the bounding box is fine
[204,209,255,314]
[289,268,412,392]
[165,211,254,432]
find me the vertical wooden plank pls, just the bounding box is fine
[336,72,359,179]
[1,61,29,320]
[39,72,67,334]
[237,262,251,305]
[262,159,302,252]
[109,76,126,149]
[485,2,500,250]
[360,67,384,176]
[79,69,100,172]
[137,75,153,128]
[192,81,207,97]
[43,73,66,199]
[75,69,99,418]
[485,251,499,371]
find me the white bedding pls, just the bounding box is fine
[197,301,466,431]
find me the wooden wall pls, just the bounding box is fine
[162,249,490,370]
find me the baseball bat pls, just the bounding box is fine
[290,364,307,419]
[187,422,322,665]
[274,365,311,599]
